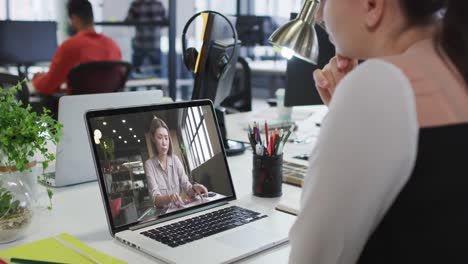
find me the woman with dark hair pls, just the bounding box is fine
[289,0,468,263]
[144,117,208,208]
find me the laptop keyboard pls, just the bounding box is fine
[140,206,267,248]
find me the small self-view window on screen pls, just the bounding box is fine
[89,105,234,227]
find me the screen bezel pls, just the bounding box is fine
[85,99,237,235]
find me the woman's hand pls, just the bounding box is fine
[313,55,358,105]
[169,193,185,208]
[192,183,208,198]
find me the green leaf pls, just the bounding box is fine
[11,200,19,210]
[0,82,62,210]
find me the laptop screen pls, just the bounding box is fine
[85,100,236,233]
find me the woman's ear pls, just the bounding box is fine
[363,0,384,29]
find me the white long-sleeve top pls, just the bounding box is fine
[288,59,419,263]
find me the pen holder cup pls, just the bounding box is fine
[252,154,283,198]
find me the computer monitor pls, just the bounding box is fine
[0,21,57,65]
[284,13,335,107]
[190,13,244,155]
[191,13,238,106]
[235,15,275,47]
[192,40,238,107]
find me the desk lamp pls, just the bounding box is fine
[268,0,322,64]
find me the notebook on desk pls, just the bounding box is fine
[276,161,307,216]
[276,186,301,216]
[0,233,125,264]
[41,90,165,187]
[84,100,295,264]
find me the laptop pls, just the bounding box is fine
[85,100,295,264]
[44,90,164,187]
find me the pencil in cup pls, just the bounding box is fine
[247,121,292,156]
[252,153,283,198]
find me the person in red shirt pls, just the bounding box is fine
[32,0,122,95]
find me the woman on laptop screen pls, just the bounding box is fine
[144,117,208,209]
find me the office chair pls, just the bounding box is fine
[68,61,132,95]
[0,73,29,106]
[221,56,252,113]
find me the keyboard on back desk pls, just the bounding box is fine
[140,206,267,248]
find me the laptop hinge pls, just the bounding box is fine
[129,201,229,231]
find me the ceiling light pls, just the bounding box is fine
[93,129,102,144]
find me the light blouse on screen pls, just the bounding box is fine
[144,155,192,204]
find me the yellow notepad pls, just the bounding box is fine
[0,233,126,264]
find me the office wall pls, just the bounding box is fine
[0,0,5,19]
[99,0,190,62]
[100,0,133,63]
[53,0,68,44]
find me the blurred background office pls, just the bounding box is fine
[0,0,332,111]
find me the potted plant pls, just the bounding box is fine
[0,83,62,242]
[99,136,115,173]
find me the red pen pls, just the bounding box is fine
[267,135,272,156]
[271,130,277,156]
[265,121,269,152]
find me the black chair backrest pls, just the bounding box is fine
[221,56,252,113]
[0,73,29,106]
[68,61,132,95]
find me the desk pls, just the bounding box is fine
[125,78,193,96]
[26,78,193,96]
[226,105,327,167]
[0,106,327,263]
[247,60,287,75]
[246,60,287,97]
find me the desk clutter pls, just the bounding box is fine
[0,233,125,264]
[248,121,295,197]
[247,121,293,157]
[247,121,307,188]
[282,160,307,187]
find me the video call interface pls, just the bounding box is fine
[89,105,234,227]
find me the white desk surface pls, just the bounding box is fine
[125,78,193,88]
[0,105,327,263]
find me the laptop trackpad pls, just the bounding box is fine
[216,227,277,250]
